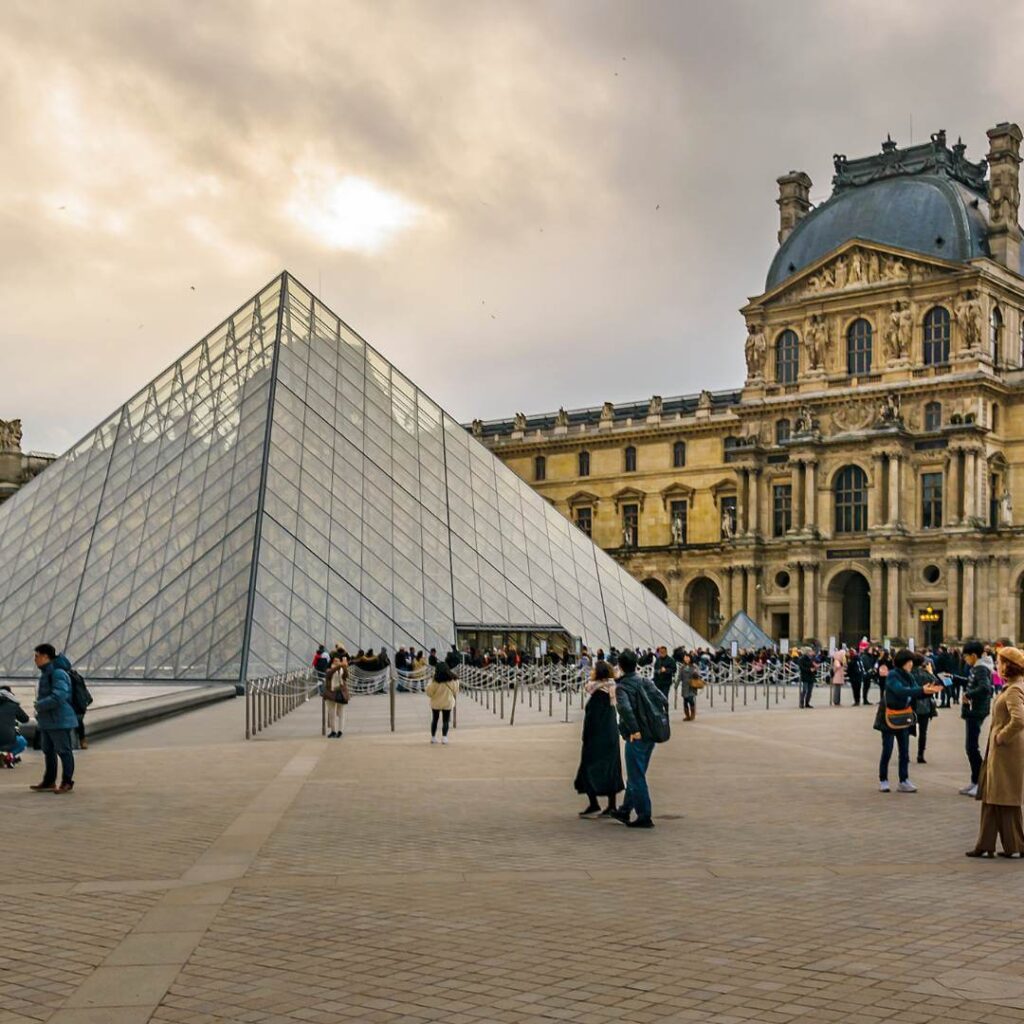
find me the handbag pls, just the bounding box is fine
[689,675,706,690]
[884,706,915,730]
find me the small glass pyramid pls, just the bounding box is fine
[0,274,706,681]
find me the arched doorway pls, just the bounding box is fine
[827,569,870,645]
[686,577,721,642]
[642,578,668,603]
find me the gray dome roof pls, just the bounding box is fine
[765,175,1009,290]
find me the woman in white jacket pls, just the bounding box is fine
[425,661,459,744]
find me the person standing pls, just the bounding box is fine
[676,653,701,721]
[30,645,78,794]
[876,649,942,792]
[323,655,349,738]
[967,646,1024,857]
[609,649,667,829]
[947,641,994,798]
[913,657,939,764]
[831,646,847,706]
[652,645,676,703]
[847,648,865,706]
[426,661,459,744]
[574,661,623,816]
[798,648,816,709]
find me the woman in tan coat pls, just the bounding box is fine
[425,661,459,744]
[967,646,1024,858]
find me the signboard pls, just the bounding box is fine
[780,639,790,654]
[826,548,871,560]
[828,635,836,655]
[540,640,548,656]
[883,637,891,651]
[908,638,916,651]
[730,641,738,658]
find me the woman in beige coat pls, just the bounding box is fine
[967,646,1024,858]
[425,661,459,744]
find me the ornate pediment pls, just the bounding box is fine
[566,489,601,509]
[763,242,958,306]
[611,486,646,511]
[660,482,695,508]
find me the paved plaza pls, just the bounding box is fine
[4,690,1024,1024]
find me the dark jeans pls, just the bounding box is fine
[623,739,655,820]
[917,716,930,758]
[880,729,910,783]
[800,679,815,707]
[850,678,863,704]
[40,728,74,786]
[965,717,984,784]
[431,708,451,737]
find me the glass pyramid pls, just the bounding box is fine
[715,610,774,650]
[0,273,706,682]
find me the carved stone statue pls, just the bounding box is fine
[867,250,880,283]
[512,412,527,432]
[877,391,902,426]
[671,515,684,546]
[697,390,713,411]
[470,418,483,438]
[0,419,22,452]
[600,401,615,424]
[884,301,912,361]
[555,407,570,428]
[622,522,634,548]
[721,508,736,540]
[647,395,663,417]
[1000,489,1014,527]
[849,249,864,285]
[794,404,818,435]
[744,323,767,377]
[829,395,874,433]
[833,256,849,290]
[882,255,908,281]
[805,315,828,370]
[955,291,983,351]
[897,302,914,357]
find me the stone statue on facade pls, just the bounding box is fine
[833,255,849,290]
[881,255,909,281]
[0,419,22,452]
[697,390,713,412]
[884,301,912,361]
[877,391,902,426]
[744,323,767,377]
[1000,489,1014,527]
[671,514,684,546]
[721,508,736,540]
[555,407,570,428]
[513,412,527,432]
[470,418,483,438]
[647,395,663,417]
[805,315,828,370]
[955,291,983,351]
[622,522,634,548]
[794,404,818,435]
[599,401,615,426]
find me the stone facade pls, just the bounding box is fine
[0,419,55,505]
[473,125,1024,648]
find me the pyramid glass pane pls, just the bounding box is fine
[0,272,705,683]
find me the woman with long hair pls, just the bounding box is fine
[967,646,1024,858]
[574,660,624,817]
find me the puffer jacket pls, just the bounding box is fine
[35,656,79,731]
[958,657,994,721]
[0,689,29,749]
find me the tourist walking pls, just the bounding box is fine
[652,645,676,702]
[946,640,994,798]
[312,645,330,681]
[967,646,1024,858]
[0,684,29,768]
[574,660,623,816]
[676,653,701,721]
[798,648,816,709]
[831,646,847,706]
[875,649,942,793]
[913,657,939,764]
[848,648,865,706]
[426,661,459,744]
[609,649,669,829]
[323,655,349,738]
[30,645,78,794]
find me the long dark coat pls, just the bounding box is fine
[573,689,624,797]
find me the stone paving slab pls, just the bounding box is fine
[7,695,1024,1023]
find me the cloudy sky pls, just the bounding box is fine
[4,0,1024,453]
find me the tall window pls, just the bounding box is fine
[991,305,1003,365]
[924,401,942,431]
[575,507,592,537]
[534,455,546,481]
[834,465,868,534]
[775,329,800,384]
[921,472,943,529]
[578,450,590,477]
[846,318,872,375]
[720,496,738,539]
[673,441,686,468]
[923,306,951,365]
[773,484,793,537]
[775,418,791,444]
[624,446,637,472]
[622,503,639,547]
[992,404,1000,432]
[670,499,688,545]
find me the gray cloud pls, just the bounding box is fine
[2,0,1023,452]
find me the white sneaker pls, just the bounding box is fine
[959,783,978,797]
[897,781,917,793]
[879,780,890,793]
[430,737,438,744]
[442,736,449,745]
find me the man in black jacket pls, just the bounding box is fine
[946,640,993,797]
[652,646,676,702]
[798,649,817,709]
[609,649,667,829]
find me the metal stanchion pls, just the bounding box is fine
[509,676,520,725]
[389,672,396,733]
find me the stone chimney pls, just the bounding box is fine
[986,122,1023,271]
[776,171,812,244]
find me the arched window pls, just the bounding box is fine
[924,401,942,431]
[578,450,590,477]
[672,441,686,468]
[534,455,546,481]
[923,306,951,365]
[846,318,872,375]
[775,419,791,444]
[624,446,637,472]
[775,329,800,384]
[991,305,1003,365]
[834,465,868,534]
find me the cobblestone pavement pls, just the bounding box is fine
[5,691,1024,1024]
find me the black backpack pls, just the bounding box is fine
[68,669,93,716]
[634,678,671,744]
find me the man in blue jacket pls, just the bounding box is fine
[31,644,77,793]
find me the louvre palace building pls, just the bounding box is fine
[472,123,1024,648]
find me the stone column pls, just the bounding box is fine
[869,454,884,529]
[721,567,734,622]
[805,460,817,533]
[977,451,988,525]
[748,469,761,538]
[802,562,817,641]
[889,455,902,526]
[870,558,885,639]
[732,567,745,617]
[946,449,961,526]
[886,560,901,639]
[745,566,760,622]
[998,556,1012,639]
[962,557,977,638]
[945,556,961,641]
[964,451,977,525]
[791,459,805,532]
[738,470,749,536]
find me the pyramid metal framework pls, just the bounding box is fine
[714,610,774,651]
[0,274,707,681]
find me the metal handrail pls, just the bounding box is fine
[244,668,319,739]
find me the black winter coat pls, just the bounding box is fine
[0,691,29,750]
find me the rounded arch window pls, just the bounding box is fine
[833,464,868,534]
[775,330,800,384]
[991,305,1003,364]
[534,455,546,481]
[923,306,951,365]
[673,440,686,468]
[624,445,637,472]
[846,318,872,375]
